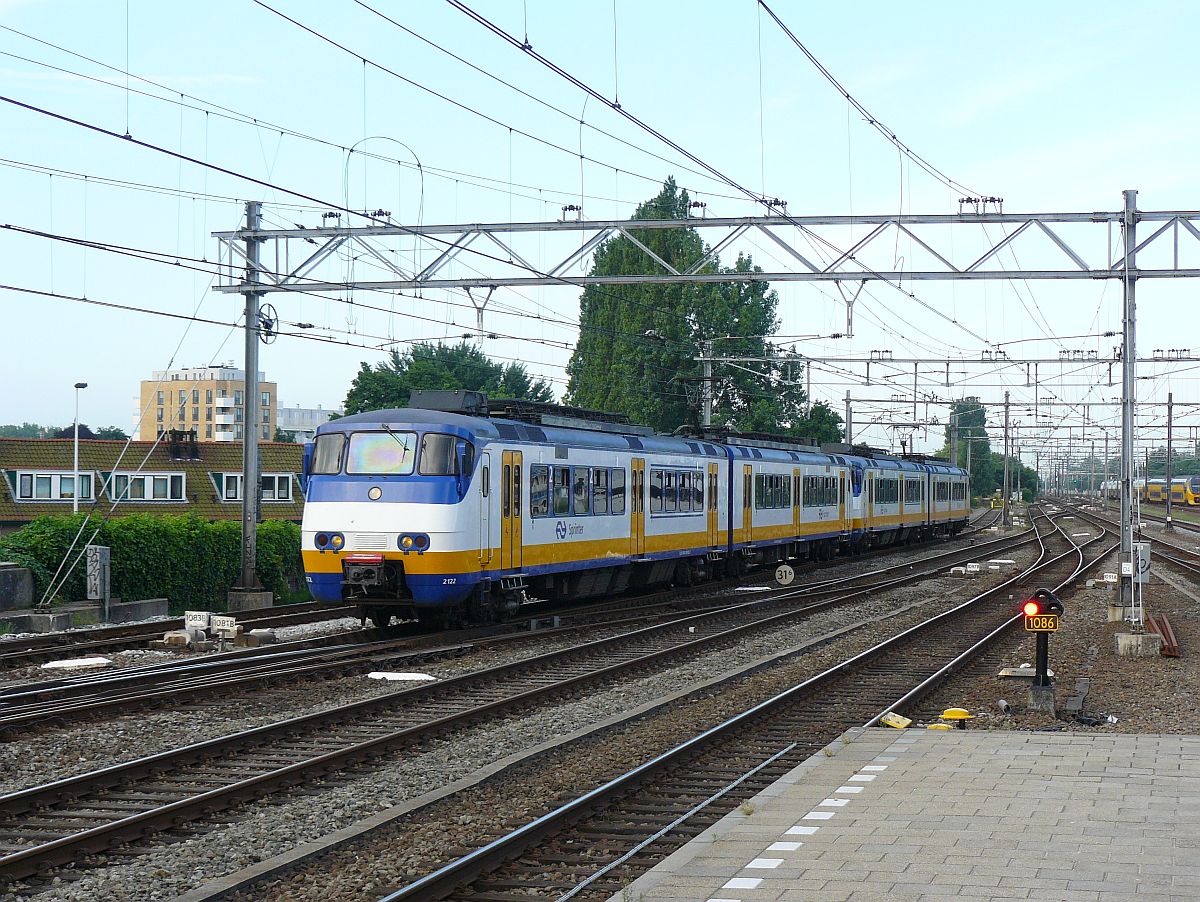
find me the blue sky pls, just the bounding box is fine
[2,0,1198,457]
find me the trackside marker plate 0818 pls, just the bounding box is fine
[1024,614,1059,632]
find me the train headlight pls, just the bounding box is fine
[413,533,430,551]
[315,533,329,549]
[368,486,382,501]
[330,533,345,550]
[399,534,414,550]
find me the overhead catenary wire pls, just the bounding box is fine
[439,1,995,349]
[755,0,983,199]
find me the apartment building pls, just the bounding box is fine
[135,364,276,443]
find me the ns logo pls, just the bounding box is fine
[555,520,568,539]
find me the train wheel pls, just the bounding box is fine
[369,610,393,629]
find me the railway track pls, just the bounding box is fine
[0,601,360,671]
[0,509,996,679]
[375,508,1114,901]
[0,520,1016,734]
[0,515,1035,885]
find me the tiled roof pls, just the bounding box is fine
[0,438,304,527]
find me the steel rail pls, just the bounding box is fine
[0,522,1035,880]
[0,526,1027,733]
[376,510,1104,901]
[0,602,359,670]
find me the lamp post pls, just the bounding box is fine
[73,382,88,514]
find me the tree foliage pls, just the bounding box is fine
[939,397,1038,499]
[344,341,555,415]
[50,424,97,440]
[0,423,51,438]
[566,179,838,439]
[0,514,303,610]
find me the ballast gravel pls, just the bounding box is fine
[7,539,1035,901]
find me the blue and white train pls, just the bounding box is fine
[301,392,971,627]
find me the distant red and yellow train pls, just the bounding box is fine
[1112,477,1200,505]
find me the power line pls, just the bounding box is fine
[442,1,994,349]
[756,0,982,198]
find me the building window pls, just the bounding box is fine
[157,408,164,422]
[206,388,213,403]
[192,407,199,422]
[15,472,94,502]
[235,407,243,423]
[111,472,185,502]
[262,425,269,440]
[220,473,242,500]
[261,391,270,407]
[156,390,164,405]
[178,389,187,403]
[235,424,243,439]
[234,389,244,405]
[217,387,227,399]
[262,408,270,424]
[260,474,292,501]
[192,389,199,404]
[205,407,212,421]
[205,424,212,439]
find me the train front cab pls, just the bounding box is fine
[1169,476,1200,506]
[301,410,489,626]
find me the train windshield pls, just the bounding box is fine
[1191,477,1200,491]
[346,431,417,475]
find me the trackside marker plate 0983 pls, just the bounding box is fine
[1024,614,1059,632]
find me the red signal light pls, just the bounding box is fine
[1023,600,1040,617]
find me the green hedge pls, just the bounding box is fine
[0,514,306,612]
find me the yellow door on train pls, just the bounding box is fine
[708,462,720,549]
[500,450,523,570]
[792,468,801,536]
[742,464,754,545]
[631,458,646,557]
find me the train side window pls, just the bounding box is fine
[664,471,678,512]
[529,465,549,516]
[482,465,490,498]
[503,464,511,518]
[312,433,346,475]
[514,465,521,518]
[611,468,626,514]
[573,467,590,515]
[694,470,705,509]
[650,469,663,513]
[709,472,717,510]
[553,466,570,515]
[592,468,609,514]
[678,472,692,512]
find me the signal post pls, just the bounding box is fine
[1023,588,1063,713]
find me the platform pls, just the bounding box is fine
[612,728,1200,901]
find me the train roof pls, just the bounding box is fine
[319,406,966,474]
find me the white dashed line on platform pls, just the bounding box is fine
[722,877,762,889]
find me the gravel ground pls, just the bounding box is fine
[0,531,1000,793]
[921,547,1200,732]
[0,617,367,689]
[6,538,1034,902]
